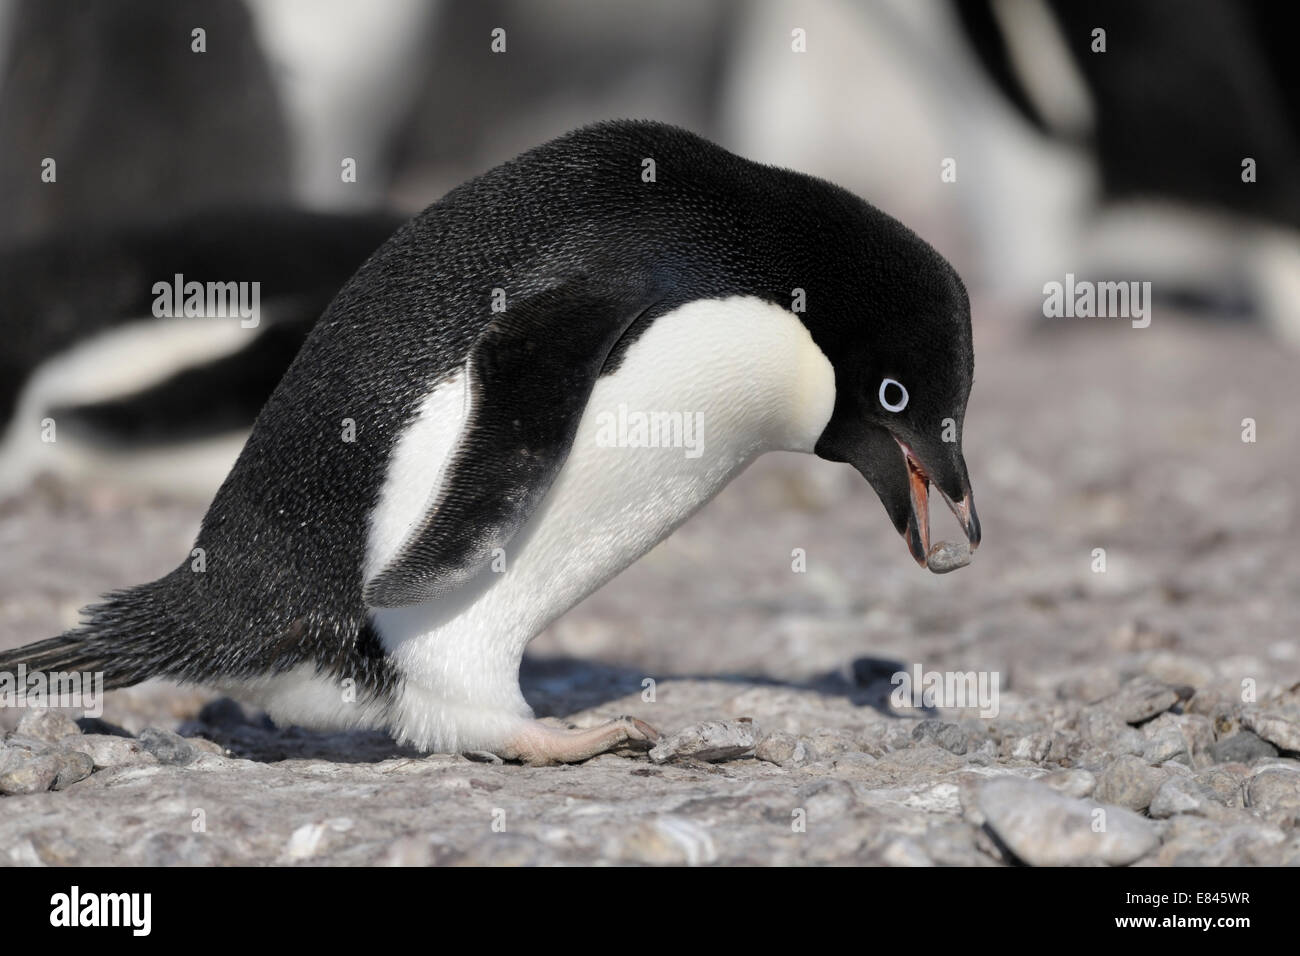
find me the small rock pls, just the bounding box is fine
[756,731,814,767]
[60,734,156,769]
[1148,776,1219,818]
[1095,755,1169,811]
[1241,711,1300,753]
[830,751,877,773]
[1078,711,1145,756]
[1211,731,1278,764]
[51,751,95,790]
[1097,677,1188,725]
[1245,768,1300,820]
[16,709,82,744]
[912,720,969,755]
[926,541,971,574]
[1142,712,1214,767]
[649,719,757,764]
[138,727,198,766]
[1196,766,1246,806]
[0,753,61,795]
[1142,727,1189,766]
[978,776,1157,866]
[1003,732,1052,763]
[806,727,858,757]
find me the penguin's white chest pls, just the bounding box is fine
[367,296,836,733]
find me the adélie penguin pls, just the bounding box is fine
[3,121,980,765]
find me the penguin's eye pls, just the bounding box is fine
[879,378,908,412]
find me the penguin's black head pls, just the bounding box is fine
[811,230,980,569]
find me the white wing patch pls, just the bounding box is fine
[363,366,472,584]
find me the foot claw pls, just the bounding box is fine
[501,715,661,765]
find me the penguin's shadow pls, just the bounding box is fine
[178,655,925,764]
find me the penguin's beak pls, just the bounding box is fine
[895,437,980,568]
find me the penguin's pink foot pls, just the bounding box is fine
[498,715,659,766]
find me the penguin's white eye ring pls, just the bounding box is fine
[879,378,908,412]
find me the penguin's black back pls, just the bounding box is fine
[34,121,962,698]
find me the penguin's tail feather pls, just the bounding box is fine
[0,633,134,690]
[0,578,192,691]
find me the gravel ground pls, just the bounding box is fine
[2,314,1299,866]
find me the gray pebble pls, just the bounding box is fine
[1241,711,1300,754]
[60,734,156,770]
[1142,727,1190,766]
[1245,768,1300,817]
[649,719,758,764]
[1079,711,1146,756]
[16,709,82,744]
[1097,677,1188,725]
[912,720,970,755]
[926,540,971,574]
[0,753,61,795]
[1196,766,1246,807]
[138,727,198,766]
[978,776,1157,866]
[1148,775,1219,818]
[1095,754,1169,811]
[755,731,814,767]
[1211,730,1278,764]
[52,751,96,790]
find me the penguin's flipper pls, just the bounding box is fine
[363,281,652,608]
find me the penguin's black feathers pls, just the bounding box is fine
[364,279,656,607]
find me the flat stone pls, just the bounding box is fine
[60,734,156,769]
[138,727,198,766]
[649,720,757,764]
[1097,677,1188,725]
[978,776,1158,866]
[1211,730,1277,764]
[1241,711,1300,753]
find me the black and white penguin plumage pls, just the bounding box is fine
[3,121,980,764]
[0,206,404,497]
